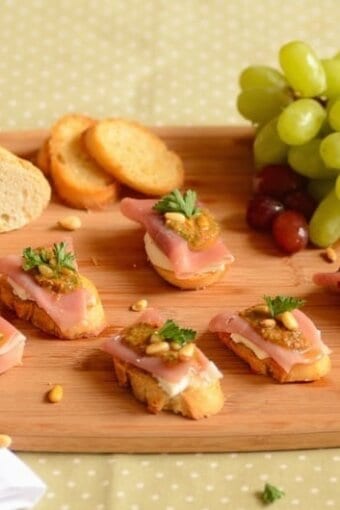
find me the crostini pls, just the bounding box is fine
[120,189,234,289]
[102,308,224,419]
[0,316,26,375]
[0,240,106,339]
[209,295,331,383]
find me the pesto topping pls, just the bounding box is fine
[122,320,197,362]
[22,242,80,293]
[165,209,220,251]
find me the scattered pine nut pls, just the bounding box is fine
[0,434,12,448]
[58,215,82,231]
[130,299,148,312]
[47,384,63,403]
[324,246,337,263]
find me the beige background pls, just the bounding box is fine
[0,0,339,509]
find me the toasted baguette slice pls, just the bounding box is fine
[0,275,105,340]
[112,357,224,420]
[36,137,51,176]
[49,114,118,209]
[83,118,184,195]
[0,145,51,233]
[152,264,226,290]
[219,332,331,383]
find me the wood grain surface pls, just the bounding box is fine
[0,126,339,453]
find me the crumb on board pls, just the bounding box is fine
[323,246,337,263]
[91,256,99,266]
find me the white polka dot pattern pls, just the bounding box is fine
[3,0,339,508]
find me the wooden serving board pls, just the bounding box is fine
[0,126,339,453]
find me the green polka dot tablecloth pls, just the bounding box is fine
[0,1,340,509]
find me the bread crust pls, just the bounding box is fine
[218,332,331,382]
[112,357,224,419]
[152,264,226,290]
[0,275,106,340]
[83,118,184,195]
[36,138,51,176]
[49,114,118,209]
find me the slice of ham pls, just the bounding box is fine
[120,197,234,277]
[0,255,88,333]
[102,308,210,383]
[209,309,330,374]
[313,270,340,292]
[0,316,26,374]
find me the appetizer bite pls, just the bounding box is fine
[0,241,105,339]
[209,296,331,382]
[120,189,234,289]
[102,309,224,419]
[0,316,26,375]
[313,268,340,292]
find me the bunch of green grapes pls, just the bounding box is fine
[238,40,340,249]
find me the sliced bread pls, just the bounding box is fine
[0,145,51,233]
[83,118,184,195]
[49,114,118,209]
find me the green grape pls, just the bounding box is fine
[239,66,288,90]
[237,87,292,125]
[288,139,336,179]
[307,178,335,202]
[322,58,340,99]
[335,174,340,199]
[279,41,326,97]
[320,133,340,170]
[309,189,340,247]
[253,118,288,168]
[328,98,340,131]
[277,98,326,145]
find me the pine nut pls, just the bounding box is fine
[150,333,162,343]
[130,299,148,312]
[179,342,195,360]
[252,304,270,315]
[260,318,276,328]
[324,246,337,263]
[0,434,12,448]
[164,212,186,223]
[47,384,63,403]
[277,311,298,331]
[170,341,182,351]
[145,341,170,355]
[38,264,54,278]
[58,215,82,231]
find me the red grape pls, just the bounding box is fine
[272,210,308,254]
[246,194,284,230]
[254,165,306,198]
[283,190,316,221]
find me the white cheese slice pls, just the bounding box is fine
[157,361,223,398]
[231,333,268,360]
[144,233,225,275]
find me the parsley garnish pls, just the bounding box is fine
[22,242,76,273]
[158,320,196,346]
[261,483,285,504]
[263,295,305,317]
[153,189,200,218]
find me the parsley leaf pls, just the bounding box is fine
[158,319,197,346]
[22,242,76,274]
[153,189,200,218]
[263,295,306,317]
[22,247,49,271]
[261,483,285,504]
[53,242,76,271]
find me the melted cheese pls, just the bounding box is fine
[231,333,268,360]
[8,277,30,300]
